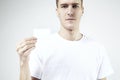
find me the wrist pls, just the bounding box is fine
[19,56,29,67]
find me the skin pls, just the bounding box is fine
[16,0,107,80]
[16,37,38,80]
[57,0,84,41]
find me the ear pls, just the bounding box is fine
[56,8,59,16]
[82,7,84,14]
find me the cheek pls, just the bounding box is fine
[59,10,67,16]
[59,13,66,20]
[76,11,83,17]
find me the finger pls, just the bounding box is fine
[23,47,35,57]
[16,39,37,52]
[23,37,37,42]
[20,40,37,49]
[18,44,35,56]
[16,37,37,48]
[18,43,35,55]
[19,37,37,47]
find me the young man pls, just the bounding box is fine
[16,0,113,80]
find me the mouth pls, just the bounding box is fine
[66,18,76,21]
[66,18,76,22]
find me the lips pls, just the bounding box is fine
[66,18,76,20]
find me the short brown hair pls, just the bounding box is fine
[56,0,83,8]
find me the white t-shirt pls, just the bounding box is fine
[29,33,113,80]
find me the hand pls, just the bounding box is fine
[16,37,37,65]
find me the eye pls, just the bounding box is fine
[72,5,79,8]
[61,4,68,8]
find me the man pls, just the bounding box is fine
[16,0,113,80]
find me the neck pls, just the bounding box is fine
[58,27,82,41]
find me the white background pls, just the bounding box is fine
[0,0,120,80]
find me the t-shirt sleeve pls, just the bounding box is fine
[97,45,114,79]
[29,41,44,79]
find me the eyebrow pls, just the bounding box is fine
[60,3,80,6]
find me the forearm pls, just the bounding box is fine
[98,77,107,80]
[20,61,31,80]
[16,37,37,80]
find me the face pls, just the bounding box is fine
[56,0,84,31]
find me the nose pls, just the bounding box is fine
[67,6,74,16]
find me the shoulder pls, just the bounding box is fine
[82,34,105,47]
[82,34,107,56]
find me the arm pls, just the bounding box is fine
[20,61,40,80]
[99,77,107,80]
[20,59,31,80]
[17,37,39,80]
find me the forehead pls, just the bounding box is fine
[58,0,81,4]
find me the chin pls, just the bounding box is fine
[65,25,75,31]
[62,22,76,31]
